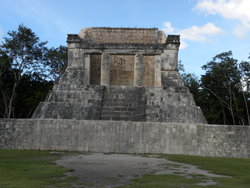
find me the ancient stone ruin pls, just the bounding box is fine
[33,27,206,123]
[2,27,250,158]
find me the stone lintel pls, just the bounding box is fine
[166,35,180,50]
[90,27,158,30]
[79,49,163,55]
[166,35,180,44]
[67,34,81,43]
[80,43,166,50]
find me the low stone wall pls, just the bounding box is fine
[0,119,249,158]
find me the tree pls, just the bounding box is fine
[239,58,250,124]
[201,51,249,125]
[0,24,48,118]
[178,61,203,108]
[0,24,68,118]
[14,73,53,118]
[45,45,67,81]
[0,51,13,117]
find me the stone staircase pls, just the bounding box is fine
[33,84,207,124]
[100,86,146,121]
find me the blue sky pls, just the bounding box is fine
[0,0,249,76]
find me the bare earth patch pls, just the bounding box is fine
[55,153,228,187]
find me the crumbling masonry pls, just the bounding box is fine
[33,27,206,123]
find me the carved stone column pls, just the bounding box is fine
[154,55,161,87]
[134,54,144,86]
[160,35,181,87]
[84,54,90,85]
[100,53,110,85]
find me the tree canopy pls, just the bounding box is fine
[0,24,67,118]
[180,51,250,125]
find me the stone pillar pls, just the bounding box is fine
[161,35,180,87]
[154,55,161,87]
[134,54,144,86]
[84,54,90,85]
[100,53,110,85]
[67,48,84,69]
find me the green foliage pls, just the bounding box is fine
[45,45,67,80]
[180,51,250,125]
[1,24,48,77]
[14,74,53,118]
[201,51,249,125]
[0,24,66,118]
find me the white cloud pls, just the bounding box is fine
[162,22,223,49]
[162,22,174,33]
[179,23,223,42]
[196,0,250,38]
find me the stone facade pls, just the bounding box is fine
[32,27,206,123]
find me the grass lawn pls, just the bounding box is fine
[0,150,79,188]
[1,150,250,188]
[121,154,250,188]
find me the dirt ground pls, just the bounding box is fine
[55,153,227,188]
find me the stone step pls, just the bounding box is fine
[101,103,138,107]
[101,116,145,121]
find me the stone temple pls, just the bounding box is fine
[2,27,250,158]
[33,27,206,123]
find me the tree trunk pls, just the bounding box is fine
[242,88,250,125]
[7,82,17,118]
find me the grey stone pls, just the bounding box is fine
[1,119,250,158]
[32,27,206,123]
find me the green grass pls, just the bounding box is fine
[119,174,206,188]
[0,150,79,188]
[1,150,250,188]
[164,154,250,188]
[120,154,250,188]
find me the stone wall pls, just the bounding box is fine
[89,54,156,87]
[78,27,166,44]
[110,55,134,86]
[1,118,250,158]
